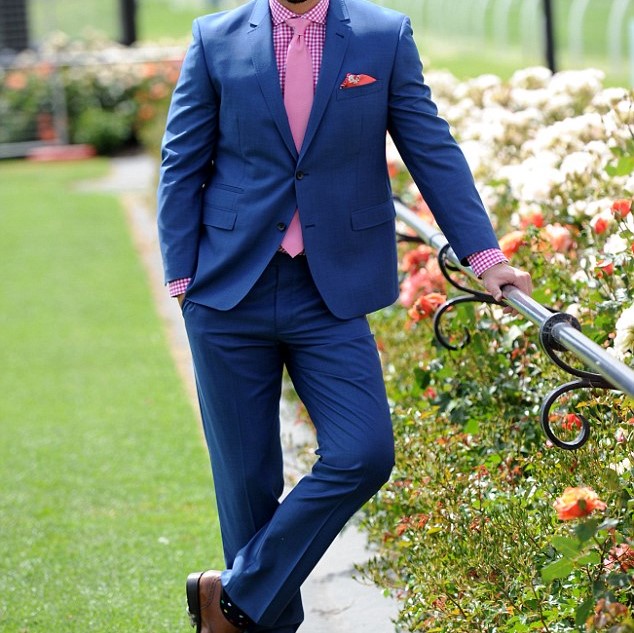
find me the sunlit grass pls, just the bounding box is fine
[0,159,222,632]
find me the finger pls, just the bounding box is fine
[489,285,503,302]
[503,273,532,297]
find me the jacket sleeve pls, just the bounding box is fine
[157,19,219,283]
[386,16,500,264]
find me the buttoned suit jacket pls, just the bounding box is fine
[157,0,500,320]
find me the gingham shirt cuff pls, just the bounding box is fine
[168,278,191,297]
[467,249,508,278]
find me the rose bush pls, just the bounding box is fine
[362,68,633,632]
[0,32,185,154]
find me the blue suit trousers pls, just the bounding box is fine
[182,253,394,631]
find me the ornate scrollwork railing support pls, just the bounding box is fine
[432,244,505,351]
[537,312,615,450]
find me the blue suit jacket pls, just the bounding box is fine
[158,0,500,320]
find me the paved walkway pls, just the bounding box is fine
[93,152,399,633]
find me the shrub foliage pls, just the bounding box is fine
[363,68,634,632]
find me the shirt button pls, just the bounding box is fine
[277,222,286,231]
[295,171,305,180]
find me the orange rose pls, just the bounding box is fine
[142,62,159,79]
[408,292,446,322]
[544,223,573,252]
[498,230,526,258]
[5,71,27,90]
[553,486,607,521]
[149,82,169,100]
[612,199,632,218]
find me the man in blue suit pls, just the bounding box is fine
[158,0,532,631]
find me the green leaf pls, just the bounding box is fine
[576,551,601,566]
[607,572,631,588]
[463,418,480,435]
[605,468,622,491]
[551,536,581,559]
[606,155,634,176]
[485,453,503,469]
[575,596,595,627]
[575,518,601,544]
[541,558,574,582]
[413,367,431,390]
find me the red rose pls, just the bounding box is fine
[596,260,614,276]
[611,199,632,218]
[562,413,582,432]
[593,217,609,234]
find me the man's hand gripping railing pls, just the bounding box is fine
[394,199,634,451]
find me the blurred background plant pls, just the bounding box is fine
[0,33,182,154]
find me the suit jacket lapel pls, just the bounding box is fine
[301,0,351,156]
[249,0,297,158]
[248,0,351,159]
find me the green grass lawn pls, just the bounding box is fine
[137,0,209,41]
[0,159,222,632]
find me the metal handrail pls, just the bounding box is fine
[394,199,634,449]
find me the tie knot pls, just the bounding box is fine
[286,17,310,37]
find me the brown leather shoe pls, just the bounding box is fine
[186,571,244,633]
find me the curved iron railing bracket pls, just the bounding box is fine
[394,198,634,450]
[537,312,616,450]
[540,381,594,450]
[433,244,505,351]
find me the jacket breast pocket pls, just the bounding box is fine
[336,80,383,100]
[203,206,237,230]
[350,200,395,230]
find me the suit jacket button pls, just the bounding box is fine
[295,171,304,180]
[277,222,286,231]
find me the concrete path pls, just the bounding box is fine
[90,152,399,633]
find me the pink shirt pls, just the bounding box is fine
[168,0,506,297]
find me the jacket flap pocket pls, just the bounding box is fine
[203,207,237,230]
[204,186,240,211]
[351,201,395,230]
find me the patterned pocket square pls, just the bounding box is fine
[340,73,377,89]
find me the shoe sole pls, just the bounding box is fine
[186,571,204,632]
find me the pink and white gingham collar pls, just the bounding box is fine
[269,0,330,26]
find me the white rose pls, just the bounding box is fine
[614,304,634,360]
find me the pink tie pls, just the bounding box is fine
[281,17,313,257]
